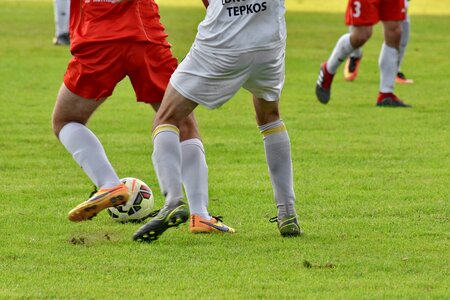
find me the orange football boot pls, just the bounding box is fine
[344,56,362,81]
[68,184,129,222]
[189,215,235,233]
[395,72,414,84]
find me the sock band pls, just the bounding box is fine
[153,124,179,140]
[259,120,286,138]
[261,124,286,138]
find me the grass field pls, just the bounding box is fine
[0,0,449,299]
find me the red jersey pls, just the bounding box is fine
[70,0,170,52]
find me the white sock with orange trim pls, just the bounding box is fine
[152,125,185,209]
[259,120,296,219]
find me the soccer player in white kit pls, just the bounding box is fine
[133,0,303,242]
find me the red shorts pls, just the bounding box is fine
[345,0,406,26]
[64,41,177,102]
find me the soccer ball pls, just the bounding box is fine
[107,177,155,223]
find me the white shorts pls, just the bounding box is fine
[170,44,285,109]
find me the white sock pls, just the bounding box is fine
[327,33,355,74]
[152,125,184,209]
[54,0,70,36]
[259,120,296,219]
[398,19,410,72]
[349,48,363,59]
[59,122,121,189]
[379,43,399,93]
[181,139,210,219]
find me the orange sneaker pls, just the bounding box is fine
[395,72,414,84]
[189,215,235,234]
[68,184,130,222]
[343,56,362,81]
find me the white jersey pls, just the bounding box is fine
[194,0,286,53]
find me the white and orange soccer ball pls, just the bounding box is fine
[107,177,155,223]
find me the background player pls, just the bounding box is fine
[52,0,233,233]
[53,0,70,45]
[344,0,413,84]
[133,0,303,242]
[316,0,412,107]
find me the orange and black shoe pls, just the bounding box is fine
[376,92,412,107]
[395,72,414,84]
[343,56,362,81]
[189,214,235,234]
[68,184,129,222]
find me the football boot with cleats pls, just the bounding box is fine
[316,62,335,104]
[344,56,362,81]
[133,201,189,242]
[68,183,129,222]
[376,92,412,107]
[270,215,303,237]
[189,214,235,234]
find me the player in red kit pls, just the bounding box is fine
[52,0,233,232]
[316,0,412,107]
[344,0,413,84]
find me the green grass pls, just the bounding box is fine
[1,1,449,299]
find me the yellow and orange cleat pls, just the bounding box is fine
[395,72,414,84]
[68,184,130,222]
[189,215,235,234]
[344,56,362,81]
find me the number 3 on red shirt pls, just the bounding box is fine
[352,1,362,18]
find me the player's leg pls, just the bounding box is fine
[52,84,129,221]
[150,103,211,224]
[377,20,411,107]
[396,18,413,84]
[328,25,372,74]
[133,42,217,231]
[54,43,132,221]
[316,25,372,104]
[178,116,235,233]
[133,84,197,242]
[178,116,210,219]
[396,0,413,83]
[53,0,70,45]
[133,45,244,241]
[344,26,364,81]
[376,0,411,106]
[252,97,302,237]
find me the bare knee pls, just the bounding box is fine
[253,97,280,126]
[383,21,402,48]
[51,84,100,139]
[256,110,280,126]
[152,83,198,132]
[350,26,372,48]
